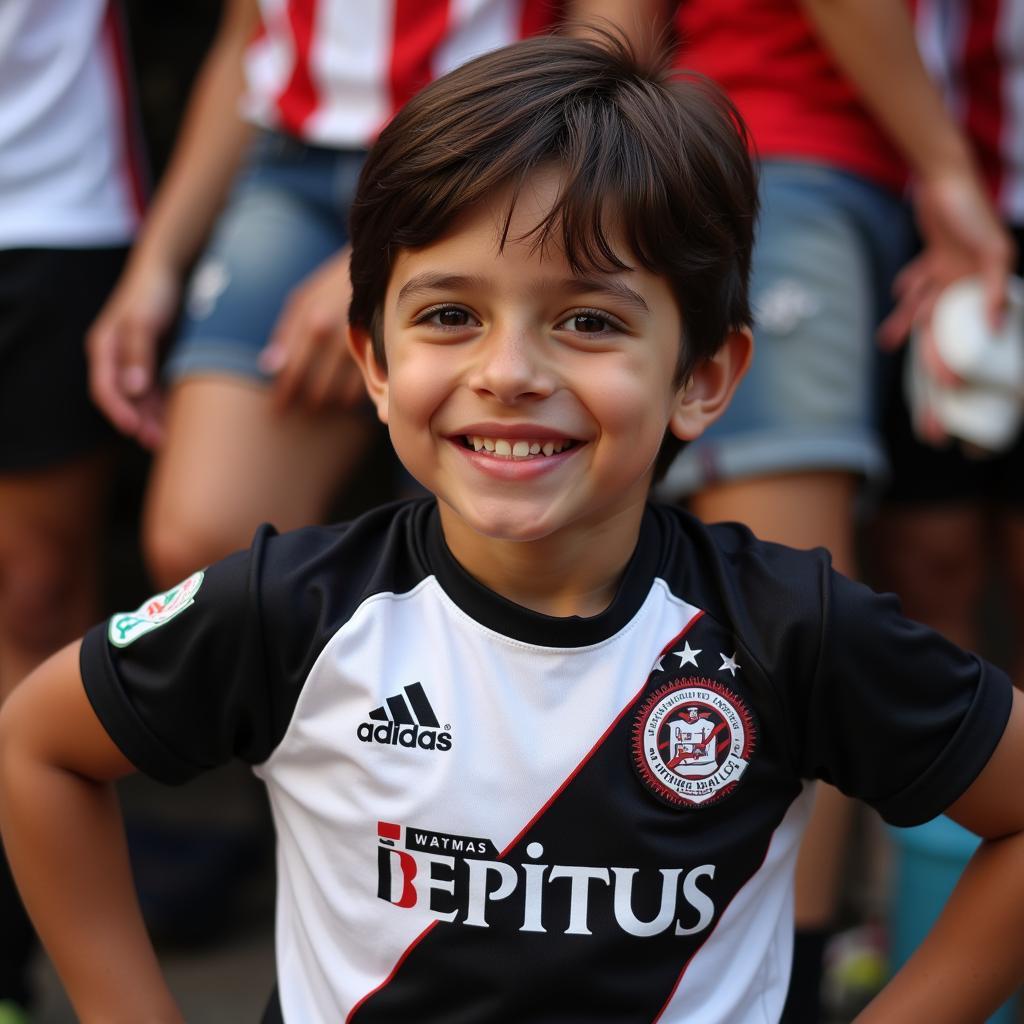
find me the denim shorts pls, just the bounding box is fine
[658,161,916,500]
[164,131,366,383]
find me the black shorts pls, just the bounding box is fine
[882,226,1024,506]
[0,246,127,471]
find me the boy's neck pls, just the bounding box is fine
[437,503,646,620]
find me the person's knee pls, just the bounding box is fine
[877,511,985,624]
[903,531,983,607]
[0,537,86,655]
[143,503,245,590]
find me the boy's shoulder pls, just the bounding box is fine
[257,496,439,603]
[643,501,863,689]
[644,501,834,623]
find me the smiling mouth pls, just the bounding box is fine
[462,435,580,459]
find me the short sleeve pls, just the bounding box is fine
[80,525,279,784]
[798,569,1012,826]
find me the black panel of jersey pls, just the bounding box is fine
[80,500,1011,1022]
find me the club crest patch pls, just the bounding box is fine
[108,571,205,648]
[632,678,755,808]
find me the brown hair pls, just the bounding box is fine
[348,31,758,476]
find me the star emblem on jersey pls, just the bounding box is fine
[675,642,701,667]
[719,651,740,676]
[632,678,755,808]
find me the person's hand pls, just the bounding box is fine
[878,171,1015,449]
[258,247,366,413]
[879,170,1015,352]
[87,260,179,449]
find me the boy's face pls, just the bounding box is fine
[351,171,748,557]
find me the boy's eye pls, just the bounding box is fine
[417,305,478,329]
[438,308,471,327]
[557,309,622,335]
[570,314,606,333]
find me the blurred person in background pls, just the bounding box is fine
[0,2,144,1020]
[872,7,1024,1012]
[87,0,567,595]
[641,0,1011,1018]
[876,0,1024,687]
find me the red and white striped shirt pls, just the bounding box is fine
[243,0,562,148]
[915,0,1024,223]
[0,0,145,249]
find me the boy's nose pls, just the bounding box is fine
[467,327,556,404]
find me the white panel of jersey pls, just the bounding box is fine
[0,0,140,248]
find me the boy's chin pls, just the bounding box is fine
[443,499,567,545]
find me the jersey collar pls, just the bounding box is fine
[424,502,662,648]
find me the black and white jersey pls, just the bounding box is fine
[80,500,1011,1023]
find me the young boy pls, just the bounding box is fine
[2,34,1024,1024]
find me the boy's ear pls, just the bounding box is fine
[669,328,753,442]
[347,325,389,424]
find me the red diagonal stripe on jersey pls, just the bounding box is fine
[963,0,1004,202]
[347,608,704,1020]
[389,0,451,117]
[652,810,783,1023]
[347,918,442,1022]
[498,610,705,859]
[276,0,321,135]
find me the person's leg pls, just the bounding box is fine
[0,455,110,699]
[692,471,859,575]
[0,249,121,692]
[871,503,987,650]
[0,453,110,1015]
[0,247,124,1014]
[871,331,996,651]
[144,377,373,586]
[145,137,375,585]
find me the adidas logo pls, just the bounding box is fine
[357,682,453,751]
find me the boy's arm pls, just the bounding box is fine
[856,688,1024,1023]
[0,642,183,1024]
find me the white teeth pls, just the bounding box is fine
[465,435,575,459]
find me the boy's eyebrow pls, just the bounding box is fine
[396,272,650,314]
[396,273,488,306]
[558,277,650,314]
